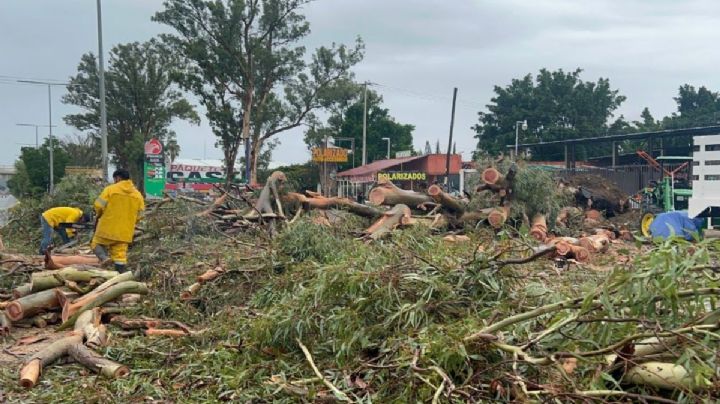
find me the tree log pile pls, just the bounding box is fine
[0,262,150,388]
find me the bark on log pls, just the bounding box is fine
[368,179,432,208]
[363,204,412,240]
[427,185,465,216]
[0,310,11,336]
[487,206,510,229]
[55,289,79,308]
[530,214,548,242]
[19,333,84,388]
[145,328,189,337]
[623,362,697,391]
[45,254,100,270]
[60,280,148,329]
[6,288,61,321]
[63,272,135,315]
[13,283,32,299]
[197,266,224,283]
[76,309,108,349]
[568,245,590,262]
[67,343,129,379]
[284,192,382,219]
[31,267,118,293]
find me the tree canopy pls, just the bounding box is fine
[473,68,626,160]
[304,89,414,168]
[63,39,199,187]
[8,139,69,198]
[154,0,364,184]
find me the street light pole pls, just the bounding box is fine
[382,137,390,159]
[514,119,528,158]
[97,0,109,182]
[362,82,368,166]
[17,80,69,193]
[16,124,56,148]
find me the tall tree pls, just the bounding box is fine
[154,0,364,184]
[63,39,199,189]
[304,90,414,167]
[61,134,102,168]
[424,141,431,155]
[473,68,625,160]
[435,140,440,154]
[8,139,69,197]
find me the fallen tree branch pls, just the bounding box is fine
[297,339,351,402]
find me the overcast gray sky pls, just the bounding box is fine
[2,0,720,168]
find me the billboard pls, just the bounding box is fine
[312,147,348,163]
[164,159,240,193]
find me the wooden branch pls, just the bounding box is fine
[481,167,503,185]
[31,267,118,293]
[487,206,510,229]
[44,254,100,270]
[297,339,351,402]
[427,185,465,216]
[5,288,61,321]
[145,328,190,337]
[0,310,11,336]
[529,214,547,242]
[59,272,134,322]
[195,194,227,217]
[494,246,558,267]
[254,171,287,215]
[20,332,84,388]
[13,283,32,299]
[368,179,432,207]
[180,282,201,300]
[60,281,149,330]
[579,234,610,254]
[67,343,130,379]
[284,192,382,219]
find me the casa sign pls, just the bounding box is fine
[377,171,427,181]
[312,147,348,163]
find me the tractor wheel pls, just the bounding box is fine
[640,211,657,237]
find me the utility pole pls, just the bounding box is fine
[97,0,109,182]
[362,81,368,166]
[445,87,458,189]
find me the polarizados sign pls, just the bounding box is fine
[377,171,427,181]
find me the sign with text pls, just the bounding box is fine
[312,147,348,163]
[144,138,166,199]
[166,163,229,183]
[377,171,427,182]
[395,150,412,158]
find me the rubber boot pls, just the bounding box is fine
[114,264,127,273]
[93,245,112,268]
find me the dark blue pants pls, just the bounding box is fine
[39,216,70,255]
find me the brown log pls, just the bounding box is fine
[6,289,61,321]
[556,207,582,227]
[45,254,100,270]
[427,185,465,216]
[530,214,548,242]
[60,272,134,323]
[13,283,32,299]
[487,206,510,229]
[145,328,189,337]
[481,167,502,185]
[579,234,610,253]
[0,310,11,336]
[363,204,412,240]
[568,245,590,262]
[75,309,108,349]
[67,343,130,379]
[197,266,224,283]
[594,228,617,240]
[619,229,634,241]
[55,289,79,308]
[20,332,84,388]
[60,281,148,329]
[367,179,432,208]
[554,241,572,256]
[180,282,201,300]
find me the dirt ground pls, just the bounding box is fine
[0,327,61,368]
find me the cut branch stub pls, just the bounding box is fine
[364,204,412,240]
[60,280,148,329]
[67,343,130,379]
[44,254,100,270]
[530,214,548,242]
[579,234,610,253]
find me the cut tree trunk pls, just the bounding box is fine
[60,272,135,317]
[481,167,502,185]
[31,267,118,293]
[6,288,61,321]
[180,282,201,300]
[556,207,582,227]
[67,343,129,379]
[60,281,149,329]
[530,214,548,242]
[197,266,224,283]
[254,171,287,215]
[427,185,465,216]
[368,179,432,208]
[45,254,100,270]
[568,245,590,262]
[487,206,510,229]
[363,204,412,240]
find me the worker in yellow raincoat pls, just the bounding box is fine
[39,207,90,254]
[91,169,145,272]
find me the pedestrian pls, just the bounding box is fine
[39,207,90,255]
[91,169,145,272]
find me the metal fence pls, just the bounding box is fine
[556,164,688,196]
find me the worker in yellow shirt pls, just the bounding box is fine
[91,169,145,272]
[39,207,90,255]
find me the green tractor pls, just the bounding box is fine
[638,154,693,237]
